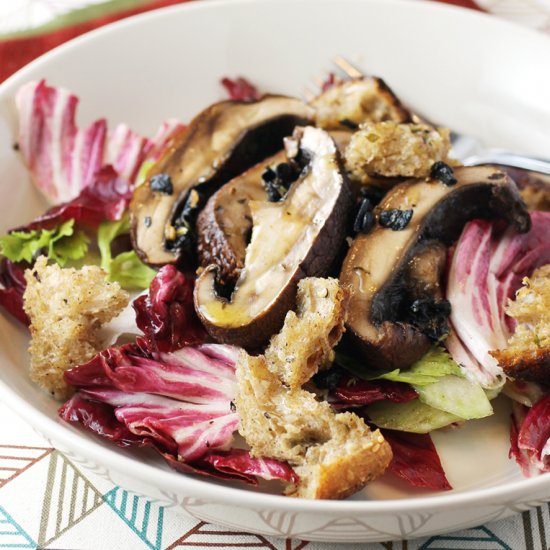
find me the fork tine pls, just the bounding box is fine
[333,56,364,79]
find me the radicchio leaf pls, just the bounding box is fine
[0,259,29,325]
[60,343,297,486]
[446,212,550,388]
[510,395,550,476]
[107,124,152,184]
[59,394,262,484]
[382,429,452,490]
[14,165,133,232]
[16,80,107,203]
[133,265,206,352]
[15,80,186,205]
[331,376,417,408]
[203,449,300,484]
[144,120,187,166]
[59,393,146,447]
[221,77,261,101]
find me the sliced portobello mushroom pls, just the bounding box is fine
[197,131,354,288]
[194,126,353,349]
[130,95,313,267]
[340,165,531,370]
[197,150,286,288]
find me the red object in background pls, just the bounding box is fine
[0,0,483,85]
[0,0,191,84]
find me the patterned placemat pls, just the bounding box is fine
[0,397,547,550]
[1,1,550,549]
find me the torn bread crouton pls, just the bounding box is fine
[491,264,550,383]
[265,277,349,388]
[311,77,411,131]
[344,122,451,184]
[236,352,391,499]
[23,256,129,400]
[235,277,391,499]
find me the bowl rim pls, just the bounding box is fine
[1,0,550,514]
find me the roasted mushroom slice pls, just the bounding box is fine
[197,132,354,288]
[197,150,286,287]
[130,95,313,267]
[194,126,352,349]
[311,77,412,131]
[340,166,531,370]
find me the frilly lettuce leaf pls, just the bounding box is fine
[0,219,89,266]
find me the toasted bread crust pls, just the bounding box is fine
[491,265,550,383]
[289,423,391,499]
[491,347,550,383]
[344,122,451,184]
[235,277,392,499]
[265,278,349,388]
[312,77,412,131]
[23,257,129,400]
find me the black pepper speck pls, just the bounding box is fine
[339,118,359,130]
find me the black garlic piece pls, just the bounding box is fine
[379,208,413,230]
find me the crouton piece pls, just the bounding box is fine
[235,277,391,499]
[289,412,390,499]
[505,168,550,212]
[491,265,550,382]
[312,77,411,131]
[265,278,349,388]
[23,256,129,399]
[236,352,391,499]
[344,122,451,184]
[521,185,550,212]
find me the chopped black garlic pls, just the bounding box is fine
[261,161,301,202]
[379,208,413,230]
[165,188,201,252]
[339,118,359,130]
[12,142,20,151]
[430,161,457,186]
[353,198,376,235]
[275,162,295,185]
[150,173,174,194]
[408,298,452,341]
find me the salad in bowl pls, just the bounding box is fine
[0,66,549,501]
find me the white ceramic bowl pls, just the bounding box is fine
[1,0,550,543]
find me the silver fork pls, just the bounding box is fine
[314,57,550,177]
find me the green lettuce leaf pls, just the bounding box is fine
[366,398,463,434]
[415,374,493,420]
[339,345,493,424]
[336,346,463,386]
[98,216,155,289]
[0,219,89,266]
